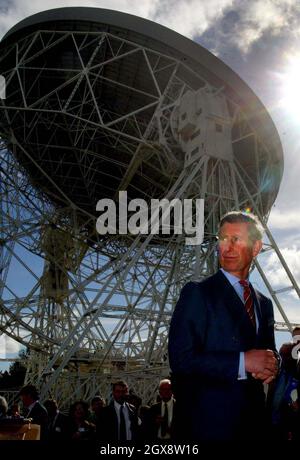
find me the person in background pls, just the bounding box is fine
[269,326,300,439]
[0,395,8,418]
[88,395,105,437]
[98,380,139,442]
[148,379,177,441]
[19,384,48,438]
[67,400,96,440]
[44,398,69,440]
[8,402,21,418]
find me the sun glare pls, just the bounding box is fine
[280,54,300,121]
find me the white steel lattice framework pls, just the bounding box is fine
[0,8,299,406]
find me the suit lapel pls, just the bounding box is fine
[110,401,119,436]
[214,271,248,325]
[214,271,257,345]
[126,402,134,422]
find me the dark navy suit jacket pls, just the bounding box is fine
[168,270,276,440]
[98,400,139,441]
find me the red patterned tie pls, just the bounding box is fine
[239,280,256,328]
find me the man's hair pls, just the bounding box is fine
[292,326,300,337]
[19,384,39,400]
[44,399,58,410]
[0,395,8,416]
[159,378,171,388]
[112,380,128,391]
[218,211,263,241]
[91,395,105,405]
[69,400,89,418]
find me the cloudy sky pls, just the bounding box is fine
[1,0,300,362]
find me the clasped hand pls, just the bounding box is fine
[244,349,279,384]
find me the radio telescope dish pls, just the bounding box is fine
[0,7,288,405]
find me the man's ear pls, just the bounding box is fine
[252,239,262,258]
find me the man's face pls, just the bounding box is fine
[113,385,128,404]
[20,394,32,408]
[218,222,262,279]
[292,328,300,344]
[44,401,57,417]
[91,399,104,414]
[159,383,173,402]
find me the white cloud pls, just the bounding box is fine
[222,0,300,53]
[152,0,233,38]
[268,208,300,230]
[262,245,300,289]
[273,292,300,325]
[0,334,22,358]
[252,253,300,326]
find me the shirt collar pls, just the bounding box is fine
[220,268,249,287]
[27,400,38,412]
[163,397,174,407]
[114,400,125,411]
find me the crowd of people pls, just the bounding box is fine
[0,379,177,442]
[0,347,299,442]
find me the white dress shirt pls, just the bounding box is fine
[158,397,174,440]
[114,400,132,440]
